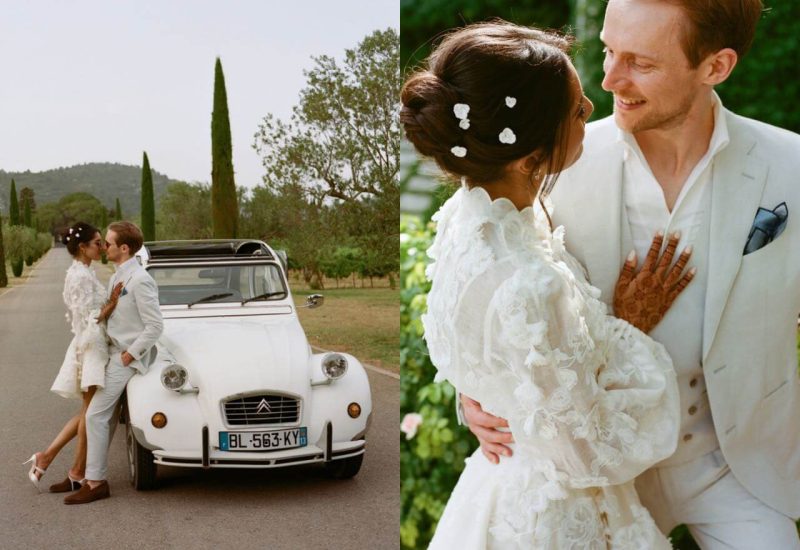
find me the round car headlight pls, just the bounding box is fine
[161,364,188,391]
[321,353,348,380]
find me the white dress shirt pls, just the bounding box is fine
[621,94,730,466]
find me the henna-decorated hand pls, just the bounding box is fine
[96,282,124,323]
[613,232,696,333]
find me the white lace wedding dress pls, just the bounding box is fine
[50,260,109,398]
[424,186,680,549]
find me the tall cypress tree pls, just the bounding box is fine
[140,152,155,241]
[0,214,7,288]
[211,57,238,238]
[9,179,20,226]
[23,198,32,228]
[115,197,122,220]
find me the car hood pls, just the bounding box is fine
[160,317,311,402]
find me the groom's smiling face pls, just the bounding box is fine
[600,0,708,134]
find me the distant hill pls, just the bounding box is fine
[0,163,183,216]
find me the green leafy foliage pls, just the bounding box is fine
[0,214,6,287]
[3,223,50,277]
[9,180,20,226]
[140,152,156,241]
[0,163,174,218]
[211,57,238,238]
[36,192,108,236]
[400,215,477,549]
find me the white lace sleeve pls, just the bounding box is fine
[450,258,680,488]
[63,267,105,352]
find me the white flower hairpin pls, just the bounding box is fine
[450,146,467,158]
[453,103,470,130]
[499,128,516,144]
[499,97,517,144]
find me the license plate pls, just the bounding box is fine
[219,427,307,451]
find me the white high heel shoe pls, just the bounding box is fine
[22,453,46,489]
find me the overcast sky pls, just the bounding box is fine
[1,0,398,188]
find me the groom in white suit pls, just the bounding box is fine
[463,0,800,547]
[65,221,163,504]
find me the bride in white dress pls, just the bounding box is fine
[400,22,695,549]
[24,222,122,492]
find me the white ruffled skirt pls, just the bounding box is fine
[50,312,109,399]
[429,449,672,550]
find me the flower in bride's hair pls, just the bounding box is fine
[401,412,423,440]
[505,96,517,108]
[453,103,470,120]
[499,128,517,144]
[451,146,467,158]
[68,228,74,234]
[65,236,71,242]
[459,119,470,130]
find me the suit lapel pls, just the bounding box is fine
[579,148,626,303]
[702,125,767,360]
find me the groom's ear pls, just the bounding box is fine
[700,47,738,87]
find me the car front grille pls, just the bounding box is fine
[223,394,301,426]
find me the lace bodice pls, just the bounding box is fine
[424,185,680,494]
[63,260,107,349]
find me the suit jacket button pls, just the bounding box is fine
[688,405,697,415]
[689,378,698,388]
[683,433,693,442]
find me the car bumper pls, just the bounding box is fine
[152,440,365,469]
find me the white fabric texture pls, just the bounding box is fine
[50,260,110,398]
[619,94,728,466]
[635,449,800,549]
[424,187,680,549]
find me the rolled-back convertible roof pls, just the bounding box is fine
[143,240,274,263]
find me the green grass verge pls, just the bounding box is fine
[293,287,399,373]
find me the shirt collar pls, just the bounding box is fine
[616,91,730,160]
[114,256,139,280]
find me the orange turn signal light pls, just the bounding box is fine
[347,402,361,418]
[151,412,168,428]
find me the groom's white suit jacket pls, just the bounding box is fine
[549,111,800,518]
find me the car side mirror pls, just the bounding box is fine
[305,294,324,309]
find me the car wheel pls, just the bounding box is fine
[324,453,364,479]
[125,416,158,490]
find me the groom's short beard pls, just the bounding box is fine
[617,92,695,134]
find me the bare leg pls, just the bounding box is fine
[69,386,96,479]
[34,413,81,479]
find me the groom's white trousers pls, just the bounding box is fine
[636,448,799,549]
[85,350,136,481]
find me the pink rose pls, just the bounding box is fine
[401,412,424,440]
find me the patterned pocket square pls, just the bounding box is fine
[743,202,788,255]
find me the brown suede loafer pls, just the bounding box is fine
[49,476,83,493]
[64,480,110,504]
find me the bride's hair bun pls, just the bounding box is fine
[61,221,99,257]
[400,71,461,160]
[400,20,575,190]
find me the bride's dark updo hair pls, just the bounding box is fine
[61,222,99,257]
[401,21,575,195]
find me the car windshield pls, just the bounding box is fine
[148,263,288,306]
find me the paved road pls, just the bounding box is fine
[0,249,399,549]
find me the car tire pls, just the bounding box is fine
[324,453,364,479]
[126,416,158,490]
